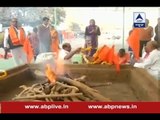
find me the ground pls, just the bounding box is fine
[0,36,128,70]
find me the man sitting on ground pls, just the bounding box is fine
[58,43,81,64]
[118,48,130,64]
[134,41,160,80]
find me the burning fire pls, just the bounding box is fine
[55,54,65,75]
[45,64,56,84]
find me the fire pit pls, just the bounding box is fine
[0,64,159,101]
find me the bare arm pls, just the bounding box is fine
[64,48,81,60]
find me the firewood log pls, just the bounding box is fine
[13,93,83,100]
[69,89,82,101]
[57,76,111,102]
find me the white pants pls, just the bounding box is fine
[147,69,160,80]
[11,47,28,67]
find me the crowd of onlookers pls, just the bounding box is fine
[0,17,160,80]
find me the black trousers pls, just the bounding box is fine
[139,40,149,57]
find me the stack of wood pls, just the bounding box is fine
[12,75,111,102]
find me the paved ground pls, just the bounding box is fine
[0,48,17,70]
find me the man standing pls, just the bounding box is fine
[154,17,160,44]
[50,25,60,56]
[3,18,28,66]
[38,17,51,53]
[85,19,101,57]
[28,27,39,59]
[139,19,153,57]
[57,30,64,45]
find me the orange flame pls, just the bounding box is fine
[54,50,66,75]
[45,64,56,84]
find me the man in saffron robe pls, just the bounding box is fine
[50,25,60,56]
[139,19,153,57]
[28,27,39,59]
[3,18,28,66]
[118,48,130,64]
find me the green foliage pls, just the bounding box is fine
[0,7,66,27]
[0,32,4,44]
[70,22,81,32]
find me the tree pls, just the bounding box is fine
[70,22,81,32]
[52,8,66,25]
[0,7,12,26]
[0,7,66,27]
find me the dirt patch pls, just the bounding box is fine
[89,82,139,101]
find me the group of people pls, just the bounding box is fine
[83,18,160,80]
[127,18,160,80]
[2,17,87,67]
[2,17,61,66]
[2,16,160,80]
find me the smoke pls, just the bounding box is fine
[34,52,65,76]
[34,52,56,72]
[55,54,65,76]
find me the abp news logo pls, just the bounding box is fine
[133,12,146,28]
